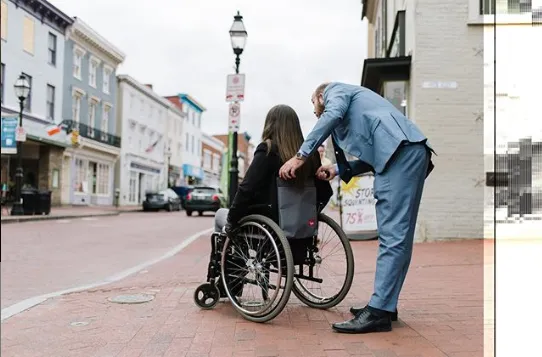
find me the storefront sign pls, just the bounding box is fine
[130,162,161,174]
[340,175,378,232]
[183,164,203,179]
[1,116,18,154]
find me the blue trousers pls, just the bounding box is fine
[368,143,430,312]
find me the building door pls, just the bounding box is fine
[61,156,71,204]
[138,173,144,203]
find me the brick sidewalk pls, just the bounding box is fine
[1,235,490,357]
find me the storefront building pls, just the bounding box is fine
[61,18,125,206]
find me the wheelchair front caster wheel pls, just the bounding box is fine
[193,283,220,309]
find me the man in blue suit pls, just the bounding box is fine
[279,82,434,334]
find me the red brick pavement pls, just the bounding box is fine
[1,234,490,357]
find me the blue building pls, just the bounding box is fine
[60,17,125,205]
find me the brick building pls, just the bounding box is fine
[361,0,485,240]
[213,132,252,180]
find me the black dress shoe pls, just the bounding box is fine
[332,309,392,334]
[350,305,398,321]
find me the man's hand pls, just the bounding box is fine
[316,165,337,181]
[279,156,305,180]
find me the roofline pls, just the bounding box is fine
[117,75,174,109]
[202,133,226,148]
[70,17,126,64]
[178,93,207,112]
[9,0,73,30]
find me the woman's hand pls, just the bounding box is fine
[316,165,337,181]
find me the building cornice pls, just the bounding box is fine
[118,75,173,109]
[178,93,207,112]
[68,17,125,66]
[202,133,226,150]
[10,0,73,32]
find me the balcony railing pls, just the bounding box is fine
[63,120,121,148]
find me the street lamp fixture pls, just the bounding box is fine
[227,11,247,206]
[165,147,172,188]
[11,74,31,216]
[229,11,247,74]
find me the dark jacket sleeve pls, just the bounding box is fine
[227,142,272,225]
[348,159,375,176]
[316,178,333,212]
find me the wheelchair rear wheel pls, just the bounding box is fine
[292,213,354,309]
[221,214,294,323]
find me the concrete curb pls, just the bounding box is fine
[0,212,120,224]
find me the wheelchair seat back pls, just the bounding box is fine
[276,177,318,239]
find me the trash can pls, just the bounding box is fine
[36,190,52,215]
[21,189,38,215]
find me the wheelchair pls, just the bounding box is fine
[193,211,355,323]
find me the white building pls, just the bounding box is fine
[165,94,205,185]
[361,0,485,240]
[201,133,225,188]
[1,0,72,205]
[116,76,169,206]
[165,100,186,187]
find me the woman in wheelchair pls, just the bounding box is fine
[194,105,355,323]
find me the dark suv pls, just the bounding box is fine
[184,186,226,216]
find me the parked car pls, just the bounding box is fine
[142,189,182,212]
[184,186,226,216]
[170,185,193,209]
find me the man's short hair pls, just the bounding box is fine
[314,82,330,96]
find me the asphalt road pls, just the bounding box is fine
[0,211,214,310]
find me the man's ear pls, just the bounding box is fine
[318,93,324,106]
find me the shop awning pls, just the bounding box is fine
[361,56,412,93]
[183,164,203,180]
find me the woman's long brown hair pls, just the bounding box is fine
[261,105,320,185]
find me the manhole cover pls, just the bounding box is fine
[108,293,155,304]
[70,321,89,327]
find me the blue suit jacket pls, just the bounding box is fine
[300,82,434,176]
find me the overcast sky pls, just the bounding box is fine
[50,0,368,140]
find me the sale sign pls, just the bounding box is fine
[340,175,378,232]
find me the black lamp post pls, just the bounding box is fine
[228,10,247,206]
[11,74,31,216]
[166,147,172,188]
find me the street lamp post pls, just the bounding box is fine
[228,10,247,206]
[10,74,31,216]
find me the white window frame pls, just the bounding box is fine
[101,103,111,141]
[73,45,85,80]
[212,154,220,172]
[74,158,87,194]
[88,98,99,137]
[468,0,533,24]
[203,149,212,170]
[97,163,110,195]
[89,56,100,88]
[72,88,85,127]
[103,65,112,94]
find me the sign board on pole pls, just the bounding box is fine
[340,175,378,234]
[15,126,26,142]
[228,102,241,132]
[226,74,245,102]
[1,116,18,154]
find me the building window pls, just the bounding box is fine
[480,0,532,14]
[101,105,110,140]
[191,135,195,153]
[177,142,181,156]
[89,59,98,87]
[88,100,97,137]
[22,16,34,54]
[72,93,81,125]
[204,151,212,170]
[1,63,4,104]
[97,163,110,195]
[1,1,8,40]
[46,84,55,120]
[73,49,83,79]
[213,154,220,172]
[103,67,111,93]
[75,158,87,193]
[185,133,189,151]
[48,33,57,65]
[21,73,32,111]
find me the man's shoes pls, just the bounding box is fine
[332,308,392,334]
[350,305,398,321]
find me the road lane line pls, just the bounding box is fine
[1,227,213,322]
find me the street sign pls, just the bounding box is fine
[226,74,245,102]
[1,116,18,154]
[15,126,26,142]
[228,102,241,132]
